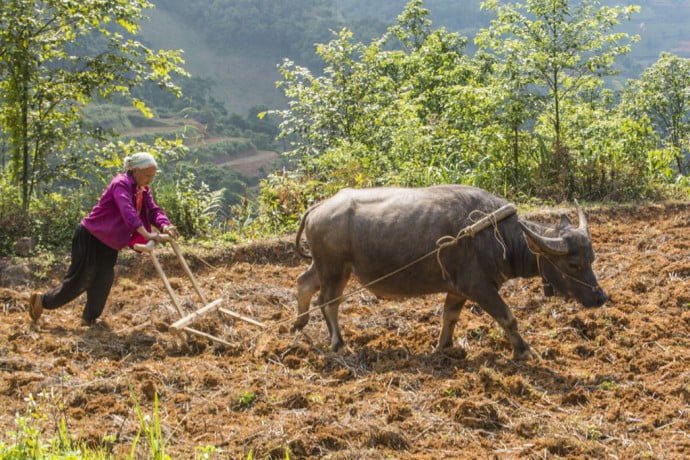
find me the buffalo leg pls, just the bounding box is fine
[435,293,467,351]
[317,267,351,351]
[292,263,320,332]
[473,289,535,360]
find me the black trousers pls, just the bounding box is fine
[42,224,119,323]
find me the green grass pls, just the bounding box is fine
[0,390,218,460]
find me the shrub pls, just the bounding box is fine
[30,190,89,250]
[0,177,89,254]
[154,170,225,239]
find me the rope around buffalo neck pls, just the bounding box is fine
[435,205,515,279]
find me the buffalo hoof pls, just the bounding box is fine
[513,347,540,361]
[437,347,467,360]
[291,320,308,333]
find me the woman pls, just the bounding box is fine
[28,152,178,326]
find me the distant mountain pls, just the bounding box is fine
[140,0,690,116]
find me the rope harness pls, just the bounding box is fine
[435,204,515,279]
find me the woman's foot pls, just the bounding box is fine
[81,317,110,330]
[81,316,97,327]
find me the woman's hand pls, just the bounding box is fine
[148,231,163,242]
[136,226,164,243]
[162,225,179,239]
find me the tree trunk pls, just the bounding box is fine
[512,125,520,186]
[20,61,30,210]
[675,154,685,176]
[552,69,573,199]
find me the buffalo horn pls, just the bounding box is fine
[574,200,589,235]
[519,221,569,256]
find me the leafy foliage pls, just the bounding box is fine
[0,173,87,254]
[0,0,186,209]
[154,169,226,239]
[621,52,690,174]
[260,0,681,231]
[476,0,640,197]
[251,0,687,228]
[267,1,493,223]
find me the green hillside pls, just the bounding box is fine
[139,4,286,116]
[140,0,690,115]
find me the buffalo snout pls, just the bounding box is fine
[583,287,608,308]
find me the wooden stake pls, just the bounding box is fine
[182,326,233,347]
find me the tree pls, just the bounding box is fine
[0,0,186,209]
[622,52,690,175]
[270,0,501,221]
[273,1,478,181]
[476,0,639,197]
[475,48,539,190]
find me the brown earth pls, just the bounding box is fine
[1,203,689,458]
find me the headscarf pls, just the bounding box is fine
[124,152,158,171]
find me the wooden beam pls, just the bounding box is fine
[218,308,266,328]
[149,251,185,318]
[182,326,233,347]
[169,298,224,331]
[170,241,208,305]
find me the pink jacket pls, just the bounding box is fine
[81,172,170,250]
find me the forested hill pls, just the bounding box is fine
[142,0,690,115]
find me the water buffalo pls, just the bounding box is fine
[293,185,607,360]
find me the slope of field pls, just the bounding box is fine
[0,203,689,458]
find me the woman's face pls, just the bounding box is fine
[133,166,157,187]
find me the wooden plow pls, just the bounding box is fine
[134,235,265,346]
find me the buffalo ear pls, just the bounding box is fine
[519,220,569,256]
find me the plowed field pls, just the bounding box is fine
[1,203,689,458]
